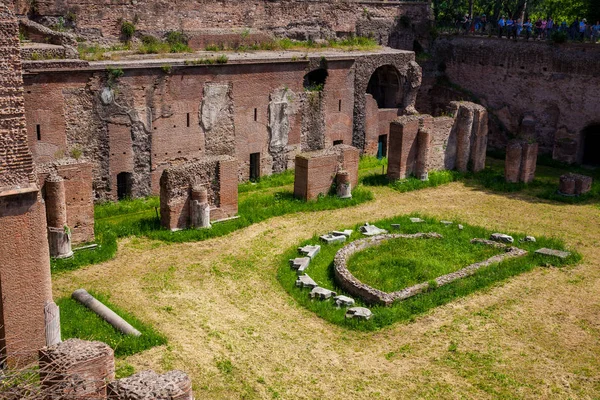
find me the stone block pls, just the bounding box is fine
[334,295,355,308]
[332,230,353,237]
[295,274,318,289]
[108,370,193,400]
[320,233,346,244]
[535,248,571,259]
[359,223,387,236]
[289,257,310,274]
[559,173,592,195]
[490,233,514,244]
[345,307,373,320]
[298,245,320,259]
[574,174,593,195]
[310,287,337,300]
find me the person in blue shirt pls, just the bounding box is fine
[579,19,587,41]
[592,22,600,43]
[498,16,505,38]
[523,18,533,41]
[506,16,514,39]
[516,18,523,40]
[547,17,554,37]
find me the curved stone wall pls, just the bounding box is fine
[333,233,527,306]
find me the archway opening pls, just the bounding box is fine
[117,172,133,200]
[582,124,600,166]
[303,69,328,91]
[366,65,402,109]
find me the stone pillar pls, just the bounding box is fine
[454,105,474,173]
[336,170,352,199]
[387,116,420,180]
[45,176,73,258]
[519,142,538,184]
[190,186,211,229]
[470,108,488,173]
[108,370,193,400]
[39,339,115,398]
[574,175,593,195]
[559,174,576,195]
[505,141,523,183]
[415,128,431,181]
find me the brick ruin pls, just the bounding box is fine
[418,36,600,165]
[387,101,488,181]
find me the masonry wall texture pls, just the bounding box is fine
[0,3,53,364]
[11,0,432,51]
[419,37,600,164]
[22,49,418,200]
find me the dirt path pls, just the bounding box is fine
[53,183,600,399]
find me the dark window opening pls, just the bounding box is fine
[116,172,133,200]
[187,113,190,127]
[338,100,342,112]
[582,124,600,166]
[36,124,41,141]
[333,140,343,146]
[254,108,258,121]
[303,68,328,91]
[367,65,402,109]
[249,153,260,182]
[377,134,388,159]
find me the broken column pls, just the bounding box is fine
[454,104,474,173]
[39,339,115,398]
[415,127,431,181]
[470,107,488,172]
[190,186,211,228]
[505,140,538,183]
[45,175,73,258]
[336,170,352,199]
[108,370,193,400]
[387,115,420,180]
[559,173,593,195]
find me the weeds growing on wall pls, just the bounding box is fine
[277,214,580,331]
[204,36,379,53]
[57,290,167,356]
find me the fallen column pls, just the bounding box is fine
[72,289,141,337]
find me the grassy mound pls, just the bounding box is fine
[277,214,580,331]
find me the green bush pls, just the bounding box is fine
[121,20,136,41]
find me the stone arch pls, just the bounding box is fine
[303,68,328,91]
[366,65,402,109]
[353,56,422,152]
[582,124,600,166]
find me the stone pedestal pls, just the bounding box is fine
[336,170,352,199]
[190,186,211,228]
[505,140,538,183]
[48,226,73,258]
[39,339,115,398]
[559,173,592,195]
[505,141,523,183]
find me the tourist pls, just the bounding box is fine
[460,13,470,35]
[592,21,600,43]
[579,19,587,41]
[547,17,554,38]
[498,15,505,38]
[541,18,547,39]
[506,16,514,39]
[535,18,542,39]
[516,18,523,40]
[480,14,487,34]
[524,18,533,41]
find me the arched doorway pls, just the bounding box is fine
[366,65,402,109]
[303,68,328,91]
[582,124,600,165]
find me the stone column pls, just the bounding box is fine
[559,174,576,195]
[39,339,115,398]
[387,116,420,180]
[336,170,352,199]
[470,108,488,172]
[45,176,73,258]
[415,128,431,181]
[190,186,211,229]
[454,105,474,173]
[519,142,538,184]
[505,141,523,183]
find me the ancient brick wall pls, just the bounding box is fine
[421,37,600,164]
[0,3,53,364]
[363,93,399,156]
[160,156,238,230]
[11,0,432,51]
[22,50,414,200]
[37,161,95,244]
[293,144,359,201]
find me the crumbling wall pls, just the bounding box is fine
[201,82,236,157]
[268,87,298,173]
[423,37,600,164]
[0,3,53,364]
[293,144,359,201]
[387,101,488,180]
[160,156,238,230]
[12,0,432,51]
[37,160,95,244]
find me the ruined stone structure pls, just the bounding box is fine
[559,173,593,196]
[387,101,488,181]
[160,156,238,231]
[505,140,539,184]
[419,37,600,165]
[21,48,420,201]
[11,0,432,51]
[0,3,54,364]
[293,144,359,201]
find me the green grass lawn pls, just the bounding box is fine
[277,214,580,331]
[57,291,167,357]
[347,234,503,292]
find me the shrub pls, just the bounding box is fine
[216,54,229,64]
[120,20,136,41]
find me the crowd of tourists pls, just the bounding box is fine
[457,14,600,42]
